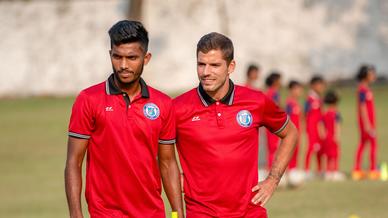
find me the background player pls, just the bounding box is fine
[353,64,379,180]
[304,76,326,179]
[323,90,345,181]
[265,72,282,169]
[286,80,304,171]
[64,20,183,217]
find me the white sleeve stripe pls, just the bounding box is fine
[68,132,90,139]
[158,139,176,144]
[273,115,290,134]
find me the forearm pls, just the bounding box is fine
[65,163,83,218]
[160,159,184,217]
[268,124,298,182]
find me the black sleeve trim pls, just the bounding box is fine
[273,115,290,134]
[158,139,176,144]
[68,132,90,139]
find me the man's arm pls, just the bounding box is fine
[251,121,298,206]
[158,144,184,218]
[65,137,88,218]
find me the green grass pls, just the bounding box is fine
[0,85,387,218]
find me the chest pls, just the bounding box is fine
[94,96,163,133]
[176,103,261,143]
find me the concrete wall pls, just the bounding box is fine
[143,0,388,90]
[0,0,126,96]
[1,0,387,96]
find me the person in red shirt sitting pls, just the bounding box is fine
[322,90,345,181]
[352,64,379,180]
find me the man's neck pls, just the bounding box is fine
[206,79,230,101]
[360,81,369,88]
[114,76,141,99]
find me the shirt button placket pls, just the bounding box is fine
[215,101,224,128]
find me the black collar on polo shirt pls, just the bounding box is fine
[197,79,235,107]
[105,73,150,98]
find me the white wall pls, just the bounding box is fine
[1,0,387,96]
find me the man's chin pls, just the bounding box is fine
[117,76,137,85]
[202,84,217,93]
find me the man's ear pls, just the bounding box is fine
[227,60,236,75]
[144,52,152,65]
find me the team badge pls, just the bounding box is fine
[143,103,160,120]
[236,110,253,127]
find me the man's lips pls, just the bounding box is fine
[119,71,133,77]
[201,78,216,84]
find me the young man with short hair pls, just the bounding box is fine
[65,20,183,218]
[304,76,326,177]
[265,72,282,169]
[285,80,304,170]
[174,32,297,217]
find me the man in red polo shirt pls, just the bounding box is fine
[174,32,297,217]
[64,20,183,218]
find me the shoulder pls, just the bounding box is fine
[235,85,266,100]
[147,86,172,102]
[77,81,106,101]
[173,88,197,105]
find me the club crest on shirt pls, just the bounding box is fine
[143,103,160,120]
[236,110,253,127]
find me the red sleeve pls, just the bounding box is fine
[260,95,289,134]
[68,91,94,139]
[158,99,176,144]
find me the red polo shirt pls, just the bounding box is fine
[174,80,288,217]
[68,74,175,217]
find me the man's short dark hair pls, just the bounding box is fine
[356,64,375,81]
[288,80,301,90]
[197,32,234,64]
[108,20,149,52]
[265,71,281,87]
[310,75,324,85]
[324,90,339,104]
[246,64,259,77]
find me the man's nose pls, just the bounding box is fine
[120,59,128,70]
[202,65,211,76]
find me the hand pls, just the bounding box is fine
[251,177,279,206]
[365,126,376,138]
[368,129,376,138]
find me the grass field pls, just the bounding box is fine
[0,85,387,218]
